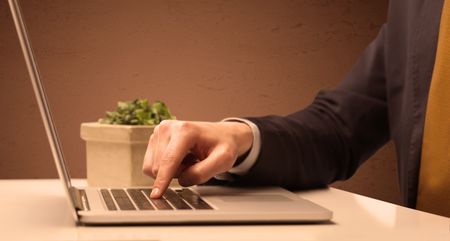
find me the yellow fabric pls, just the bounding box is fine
[417,0,450,217]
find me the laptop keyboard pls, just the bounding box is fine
[100,188,213,211]
[127,189,155,210]
[100,189,117,211]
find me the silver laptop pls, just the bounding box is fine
[9,0,332,225]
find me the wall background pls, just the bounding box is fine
[0,0,400,204]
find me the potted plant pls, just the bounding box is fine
[80,99,175,187]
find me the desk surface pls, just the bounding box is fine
[0,179,448,241]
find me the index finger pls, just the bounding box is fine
[150,135,192,199]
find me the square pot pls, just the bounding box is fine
[80,122,154,187]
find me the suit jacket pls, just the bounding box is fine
[234,0,445,208]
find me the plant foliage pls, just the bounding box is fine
[98,99,175,125]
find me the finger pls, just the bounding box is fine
[152,126,162,177]
[151,124,171,177]
[142,124,170,178]
[142,133,156,177]
[173,153,199,177]
[178,146,236,187]
[150,135,194,198]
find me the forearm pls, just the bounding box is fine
[229,25,391,190]
[231,89,389,190]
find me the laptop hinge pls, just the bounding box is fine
[69,187,90,211]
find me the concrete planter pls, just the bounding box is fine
[80,122,154,187]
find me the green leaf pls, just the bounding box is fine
[98,98,175,125]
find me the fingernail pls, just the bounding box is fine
[150,188,160,198]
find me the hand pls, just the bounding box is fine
[142,120,253,198]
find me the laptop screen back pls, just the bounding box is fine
[8,0,78,222]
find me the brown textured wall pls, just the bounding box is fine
[0,0,400,204]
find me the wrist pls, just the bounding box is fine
[233,122,254,156]
[221,121,253,157]
[216,117,261,177]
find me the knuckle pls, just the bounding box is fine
[176,121,197,139]
[161,156,176,168]
[142,164,151,175]
[159,147,177,166]
[218,147,238,170]
[189,168,207,184]
[221,149,235,161]
[158,120,173,132]
[153,178,165,188]
[153,125,160,134]
[221,146,237,161]
[177,121,191,130]
[151,165,159,177]
[159,119,173,125]
[142,164,155,177]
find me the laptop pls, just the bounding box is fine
[9,0,332,225]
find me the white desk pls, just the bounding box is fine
[0,179,448,241]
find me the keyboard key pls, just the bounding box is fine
[151,198,175,210]
[100,189,117,211]
[177,189,213,210]
[110,189,136,211]
[164,189,192,210]
[127,189,154,210]
[141,189,173,210]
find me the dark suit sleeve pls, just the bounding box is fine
[232,25,390,190]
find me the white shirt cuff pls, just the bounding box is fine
[214,118,261,180]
